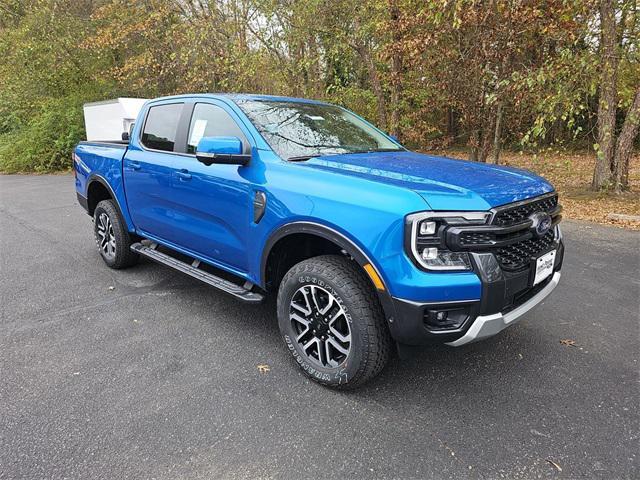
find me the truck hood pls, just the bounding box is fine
[301,151,554,210]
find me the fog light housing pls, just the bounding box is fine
[424,307,469,331]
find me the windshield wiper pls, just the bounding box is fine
[343,148,403,155]
[287,154,322,162]
[287,148,402,161]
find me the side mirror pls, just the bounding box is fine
[389,134,399,142]
[121,131,130,142]
[196,136,251,166]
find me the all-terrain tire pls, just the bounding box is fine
[277,255,391,389]
[93,199,139,269]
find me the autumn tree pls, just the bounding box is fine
[592,0,639,191]
[0,0,113,171]
[395,0,588,163]
[0,0,637,176]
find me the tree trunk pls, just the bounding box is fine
[592,0,619,190]
[355,42,387,130]
[446,107,456,141]
[477,111,496,163]
[307,34,322,98]
[469,130,479,161]
[388,0,402,138]
[490,102,504,164]
[613,87,640,192]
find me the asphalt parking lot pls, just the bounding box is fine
[0,174,638,479]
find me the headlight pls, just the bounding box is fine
[406,211,490,271]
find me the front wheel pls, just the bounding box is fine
[277,255,391,389]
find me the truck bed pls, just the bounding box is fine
[74,140,133,229]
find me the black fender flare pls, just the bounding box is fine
[86,174,126,222]
[260,221,398,323]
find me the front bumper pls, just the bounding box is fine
[446,271,560,346]
[388,239,564,345]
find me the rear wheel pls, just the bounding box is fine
[277,255,391,389]
[93,199,139,269]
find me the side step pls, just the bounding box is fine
[131,243,264,303]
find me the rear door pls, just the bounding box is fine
[123,102,185,240]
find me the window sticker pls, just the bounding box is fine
[190,119,208,145]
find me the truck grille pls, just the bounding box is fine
[493,194,558,227]
[458,231,494,246]
[494,230,556,271]
[490,193,559,270]
[445,193,561,272]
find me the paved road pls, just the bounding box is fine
[1,175,638,479]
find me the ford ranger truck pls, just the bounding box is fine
[74,94,563,389]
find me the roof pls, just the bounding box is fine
[149,93,327,105]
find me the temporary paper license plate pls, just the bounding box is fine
[533,250,556,286]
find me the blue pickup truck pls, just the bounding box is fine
[74,93,563,388]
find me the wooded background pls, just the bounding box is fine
[0,0,638,194]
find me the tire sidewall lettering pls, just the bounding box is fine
[284,335,332,382]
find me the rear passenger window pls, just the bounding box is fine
[141,103,183,152]
[187,103,249,154]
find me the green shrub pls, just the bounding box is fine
[0,96,85,173]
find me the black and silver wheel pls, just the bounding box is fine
[289,284,352,368]
[96,211,116,260]
[93,199,139,269]
[277,255,391,389]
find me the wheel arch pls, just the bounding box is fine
[86,175,126,221]
[260,222,397,323]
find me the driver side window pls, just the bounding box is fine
[187,103,249,154]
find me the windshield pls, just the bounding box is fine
[237,100,403,160]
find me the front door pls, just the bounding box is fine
[167,101,255,273]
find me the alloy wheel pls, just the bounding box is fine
[289,285,352,368]
[96,212,116,259]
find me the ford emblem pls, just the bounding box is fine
[529,212,553,237]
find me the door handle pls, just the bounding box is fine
[129,161,141,171]
[176,169,192,181]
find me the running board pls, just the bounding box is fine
[131,243,264,303]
